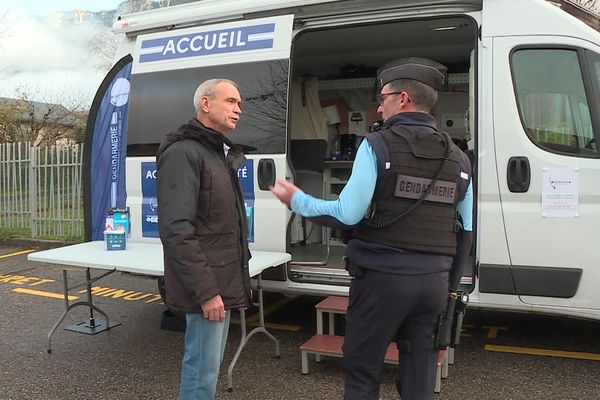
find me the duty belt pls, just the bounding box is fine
[343,256,364,278]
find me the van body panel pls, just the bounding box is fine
[483,0,599,40]
[475,35,512,268]
[113,0,340,34]
[246,155,288,253]
[491,34,600,312]
[114,0,483,35]
[479,0,600,315]
[108,0,600,321]
[125,14,295,256]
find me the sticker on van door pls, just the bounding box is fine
[142,162,159,238]
[140,160,255,241]
[139,24,276,63]
[239,159,255,243]
[132,14,293,73]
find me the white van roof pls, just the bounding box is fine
[113,0,483,35]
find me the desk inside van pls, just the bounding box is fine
[28,241,290,391]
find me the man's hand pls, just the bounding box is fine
[201,294,226,322]
[269,178,300,209]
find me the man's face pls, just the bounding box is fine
[377,83,403,121]
[202,82,242,133]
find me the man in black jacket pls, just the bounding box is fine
[157,79,251,400]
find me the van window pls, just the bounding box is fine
[127,59,288,156]
[512,48,599,157]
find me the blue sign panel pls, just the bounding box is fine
[142,159,255,242]
[139,23,275,63]
[141,162,159,238]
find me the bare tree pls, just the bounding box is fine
[573,0,599,10]
[89,0,172,72]
[0,86,88,146]
[89,29,119,72]
[0,8,15,80]
[117,0,159,14]
[0,8,11,40]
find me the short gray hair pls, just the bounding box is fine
[193,78,238,113]
[387,79,438,112]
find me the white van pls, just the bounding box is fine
[96,0,600,321]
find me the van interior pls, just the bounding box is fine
[286,15,478,288]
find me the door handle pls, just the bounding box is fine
[507,156,530,192]
[258,159,275,190]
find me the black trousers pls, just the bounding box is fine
[342,268,448,400]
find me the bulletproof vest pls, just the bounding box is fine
[351,125,462,256]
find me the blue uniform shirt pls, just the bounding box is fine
[291,139,473,231]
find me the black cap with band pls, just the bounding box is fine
[377,57,448,91]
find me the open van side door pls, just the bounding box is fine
[485,2,600,315]
[125,15,294,254]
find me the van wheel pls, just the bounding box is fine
[158,277,166,303]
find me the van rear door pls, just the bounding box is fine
[126,15,294,253]
[485,2,600,315]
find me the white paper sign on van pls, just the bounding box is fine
[541,167,579,218]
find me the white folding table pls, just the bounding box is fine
[28,241,291,391]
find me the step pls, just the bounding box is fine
[307,297,449,393]
[301,334,447,365]
[300,334,399,366]
[315,296,349,336]
[315,295,348,313]
[301,334,448,394]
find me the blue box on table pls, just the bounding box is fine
[104,230,127,251]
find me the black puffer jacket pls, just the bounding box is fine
[156,118,251,313]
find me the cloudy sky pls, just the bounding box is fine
[0,1,124,107]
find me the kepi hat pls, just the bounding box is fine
[377,57,447,91]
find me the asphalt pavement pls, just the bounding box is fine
[1,241,600,400]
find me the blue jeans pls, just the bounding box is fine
[179,311,231,400]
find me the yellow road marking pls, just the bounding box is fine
[230,318,301,332]
[230,296,301,332]
[485,344,600,361]
[482,325,508,339]
[12,287,78,301]
[0,249,36,259]
[246,296,296,323]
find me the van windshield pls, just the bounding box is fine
[127,59,289,156]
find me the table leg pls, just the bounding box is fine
[47,268,120,354]
[226,274,280,392]
[47,270,71,353]
[226,308,247,392]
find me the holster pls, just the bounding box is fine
[451,291,469,347]
[434,291,469,349]
[343,257,364,278]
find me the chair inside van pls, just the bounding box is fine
[289,139,330,265]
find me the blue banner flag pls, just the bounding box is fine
[83,55,133,241]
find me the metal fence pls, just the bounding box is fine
[0,142,84,239]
